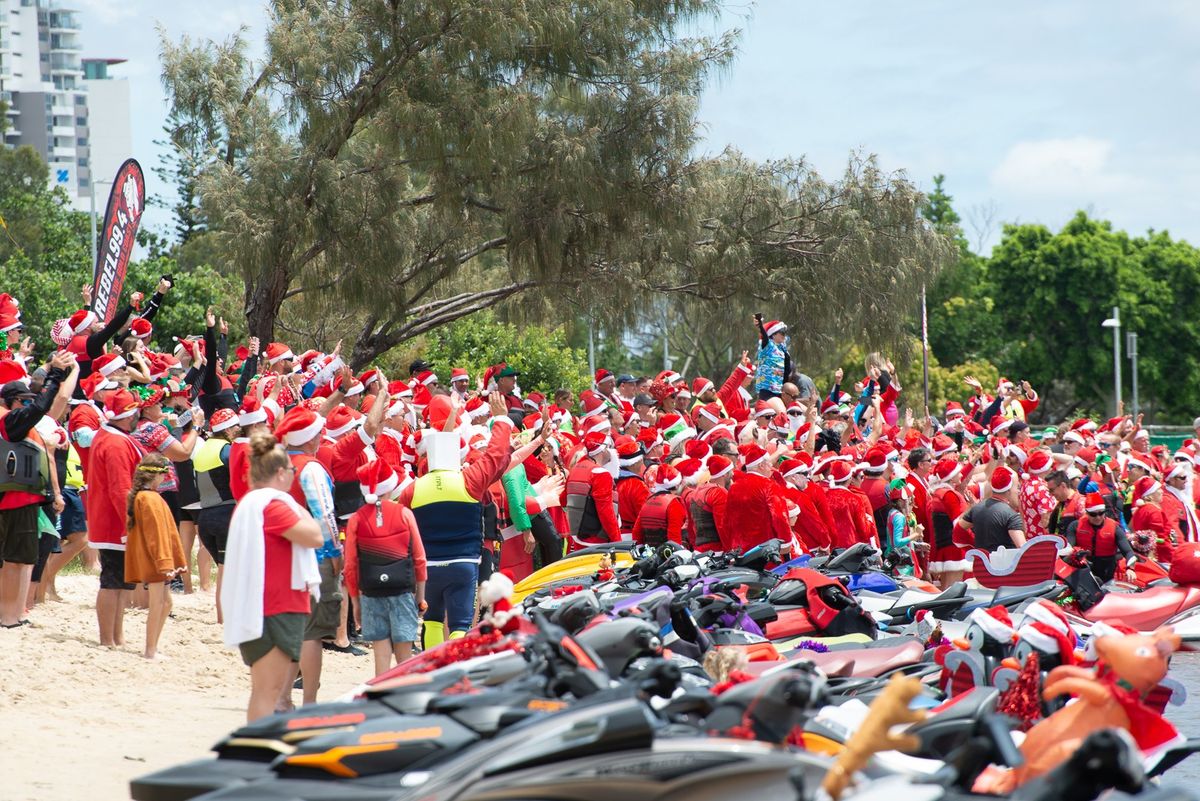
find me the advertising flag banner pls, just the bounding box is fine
[91,159,145,323]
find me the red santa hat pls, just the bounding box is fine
[990,465,1016,494]
[594,368,615,386]
[103,389,140,421]
[129,317,153,341]
[1017,621,1076,665]
[637,426,663,452]
[990,416,1013,437]
[863,448,888,474]
[325,406,361,438]
[752,400,775,420]
[780,458,808,478]
[357,459,399,504]
[1083,491,1106,514]
[579,390,606,417]
[210,408,239,434]
[582,431,608,456]
[944,401,965,419]
[79,372,115,400]
[1126,454,1156,474]
[1025,449,1052,475]
[684,440,712,462]
[656,369,683,386]
[1132,475,1162,507]
[358,368,381,389]
[997,377,1014,394]
[739,442,770,470]
[615,437,642,466]
[465,396,489,421]
[706,455,733,480]
[1023,599,1072,636]
[828,460,853,484]
[691,376,714,396]
[238,396,272,428]
[763,320,787,337]
[0,294,21,332]
[0,359,28,385]
[1005,441,1028,466]
[693,402,723,428]
[931,435,956,458]
[449,367,469,384]
[932,458,966,484]
[265,342,295,365]
[92,353,127,377]
[415,369,438,387]
[968,605,1016,643]
[479,570,521,633]
[68,308,98,336]
[676,458,705,483]
[652,463,681,493]
[274,407,325,446]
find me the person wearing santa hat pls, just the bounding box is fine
[391,393,516,648]
[0,350,79,627]
[956,465,1026,552]
[928,458,975,588]
[1129,474,1173,566]
[274,405,342,705]
[564,430,622,547]
[687,455,733,552]
[64,278,171,390]
[631,463,686,546]
[880,478,925,576]
[1017,448,1057,539]
[613,436,650,539]
[192,408,243,624]
[752,313,791,416]
[87,386,148,645]
[724,442,792,552]
[776,458,832,553]
[1162,461,1198,546]
[343,459,427,676]
[448,368,470,402]
[1066,491,1137,584]
[823,459,877,549]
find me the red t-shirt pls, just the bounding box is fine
[262,499,313,616]
[229,439,250,501]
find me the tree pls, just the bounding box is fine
[423,312,590,396]
[920,174,1002,368]
[161,3,952,370]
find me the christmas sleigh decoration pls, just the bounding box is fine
[966,535,1066,590]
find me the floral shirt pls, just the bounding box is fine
[1019,474,1055,538]
[132,420,180,491]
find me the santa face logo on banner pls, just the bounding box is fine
[92,159,146,323]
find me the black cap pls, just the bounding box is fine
[633,393,655,407]
[409,359,432,376]
[617,374,636,385]
[0,381,35,404]
[1009,420,1029,437]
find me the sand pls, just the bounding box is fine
[0,573,372,801]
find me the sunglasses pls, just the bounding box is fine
[1087,511,1105,518]
[787,411,803,417]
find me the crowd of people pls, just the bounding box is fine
[1,285,1198,720]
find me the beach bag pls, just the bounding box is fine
[359,550,415,597]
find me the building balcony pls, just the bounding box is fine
[51,123,73,136]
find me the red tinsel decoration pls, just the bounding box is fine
[416,627,523,672]
[711,669,755,695]
[996,651,1042,730]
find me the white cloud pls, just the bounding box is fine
[990,137,1139,197]
[72,0,139,25]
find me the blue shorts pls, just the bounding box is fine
[425,562,478,634]
[58,487,86,538]
[359,593,419,644]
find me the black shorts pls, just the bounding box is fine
[758,389,782,401]
[31,532,59,582]
[58,487,87,538]
[197,505,235,565]
[0,504,40,565]
[98,549,135,591]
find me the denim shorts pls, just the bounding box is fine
[359,593,419,644]
[58,487,87,537]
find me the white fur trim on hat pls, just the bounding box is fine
[1023,601,1070,635]
[618,452,644,467]
[327,417,360,438]
[239,409,268,427]
[1006,443,1027,464]
[211,415,239,434]
[283,415,325,446]
[267,348,295,365]
[765,321,787,337]
[710,462,733,480]
[653,475,681,493]
[360,473,398,504]
[97,355,127,377]
[968,607,1015,642]
[1063,431,1085,445]
[1017,623,1059,654]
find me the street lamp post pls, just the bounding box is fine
[1127,330,1139,419]
[1101,307,1121,416]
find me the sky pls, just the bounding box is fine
[72,0,1200,253]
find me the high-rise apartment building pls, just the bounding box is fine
[0,0,131,204]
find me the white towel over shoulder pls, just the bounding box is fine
[221,488,321,649]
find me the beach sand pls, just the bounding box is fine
[0,573,371,801]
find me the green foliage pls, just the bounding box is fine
[423,312,591,396]
[160,3,952,369]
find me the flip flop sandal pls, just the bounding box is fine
[1,620,31,629]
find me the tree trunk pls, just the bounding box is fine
[243,263,292,345]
